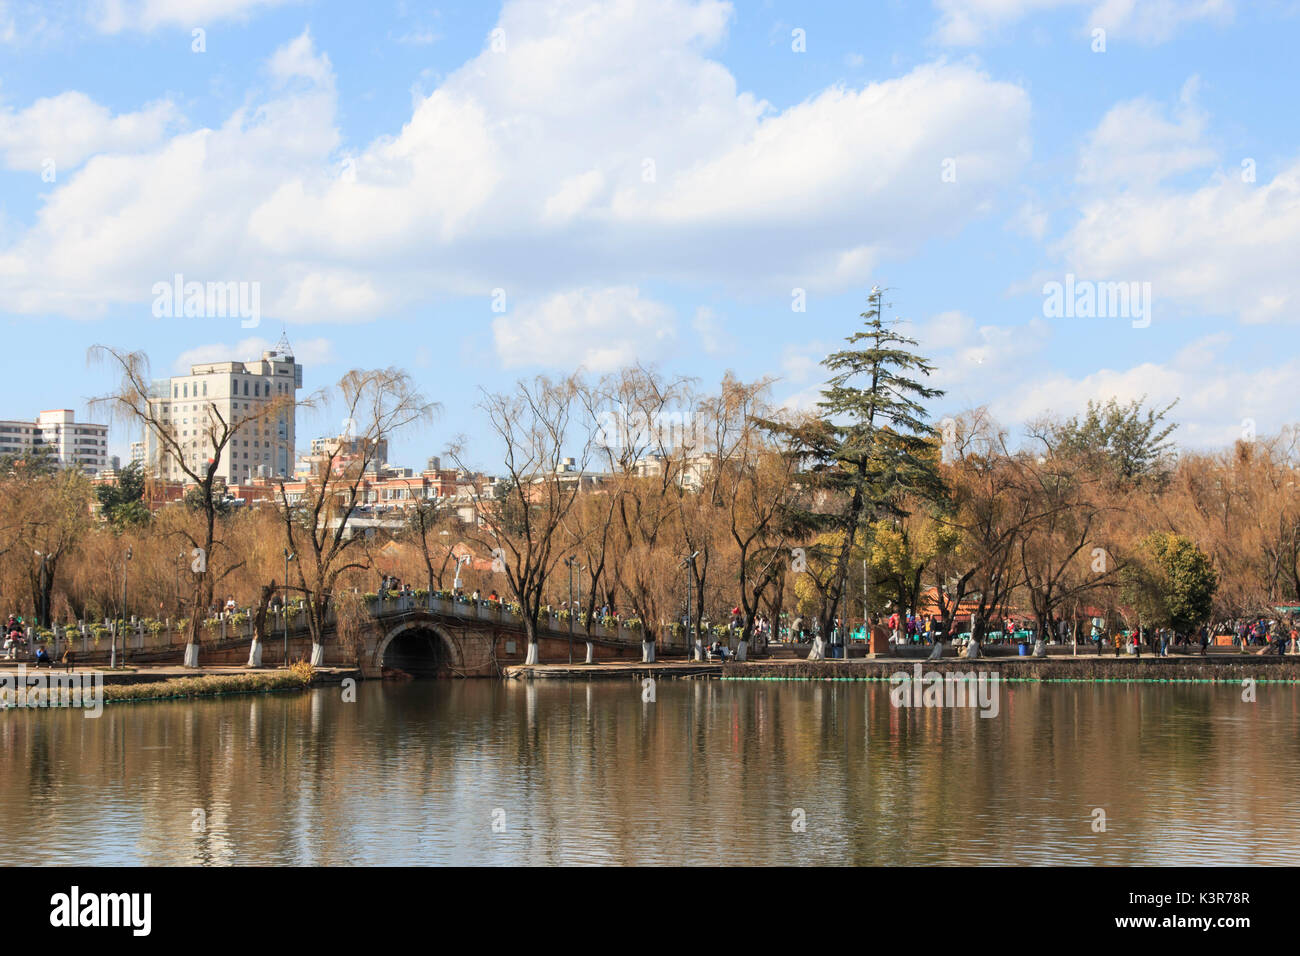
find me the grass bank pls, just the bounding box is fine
[103,662,317,704]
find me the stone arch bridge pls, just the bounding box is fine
[197,594,656,677]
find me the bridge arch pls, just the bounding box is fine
[373,618,459,677]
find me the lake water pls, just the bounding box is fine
[2,679,1298,865]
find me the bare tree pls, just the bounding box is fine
[448,374,596,665]
[277,368,436,666]
[90,346,291,666]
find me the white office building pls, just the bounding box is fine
[145,333,302,485]
[0,410,109,474]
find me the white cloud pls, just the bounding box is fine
[1060,163,1300,323]
[904,311,1052,398]
[90,0,297,33]
[1009,198,1049,239]
[997,332,1298,448]
[691,306,733,357]
[173,335,336,373]
[0,29,339,319]
[1059,85,1300,324]
[0,1,1031,324]
[1085,0,1233,43]
[492,287,677,372]
[0,92,178,172]
[1077,78,1215,190]
[933,0,1232,45]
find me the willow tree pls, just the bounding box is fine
[277,368,435,666]
[763,287,945,659]
[9,467,94,626]
[448,374,596,666]
[91,346,292,667]
[698,375,796,661]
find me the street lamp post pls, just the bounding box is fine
[283,549,295,667]
[453,553,470,593]
[114,546,132,669]
[565,558,575,664]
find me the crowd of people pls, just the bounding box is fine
[4,613,76,670]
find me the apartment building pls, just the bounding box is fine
[0,409,109,474]
[145,334,302,485]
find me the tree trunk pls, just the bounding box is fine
[310,643,325,667]
[807,636,827,660]
[735,639,748,662]
[584,641,594,664]
[641,639,655,663]
[964,639,981,659]
[183,643,200,668]
[524,641,539,665]
[249,582,272,669]
[928,639,944,660]
[693,637,704,661]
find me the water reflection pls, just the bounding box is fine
[1,680,1297,865]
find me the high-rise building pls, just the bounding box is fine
[0,410,109,474]
[145,333,302,485]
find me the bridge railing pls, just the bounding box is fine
[367,592,652,646]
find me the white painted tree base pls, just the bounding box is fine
[735,640,748,662]
[248,640,262,668]
[183,643,200,668]
[964,640,981,659]
[585,642,594,664]
[693,640,704,662]
[928,640,944,660]
[525,643,539,665]
[807,637,827,661]
[310,643,325,667]
[1032,640,1048,658]
[641,641,655,663]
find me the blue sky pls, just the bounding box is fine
[1,0,1298,471]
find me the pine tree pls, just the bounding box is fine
[764,287,945,658]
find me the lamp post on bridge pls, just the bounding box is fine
[114,545,132,669]
[283,549,295,667]
[564,556,584,664]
